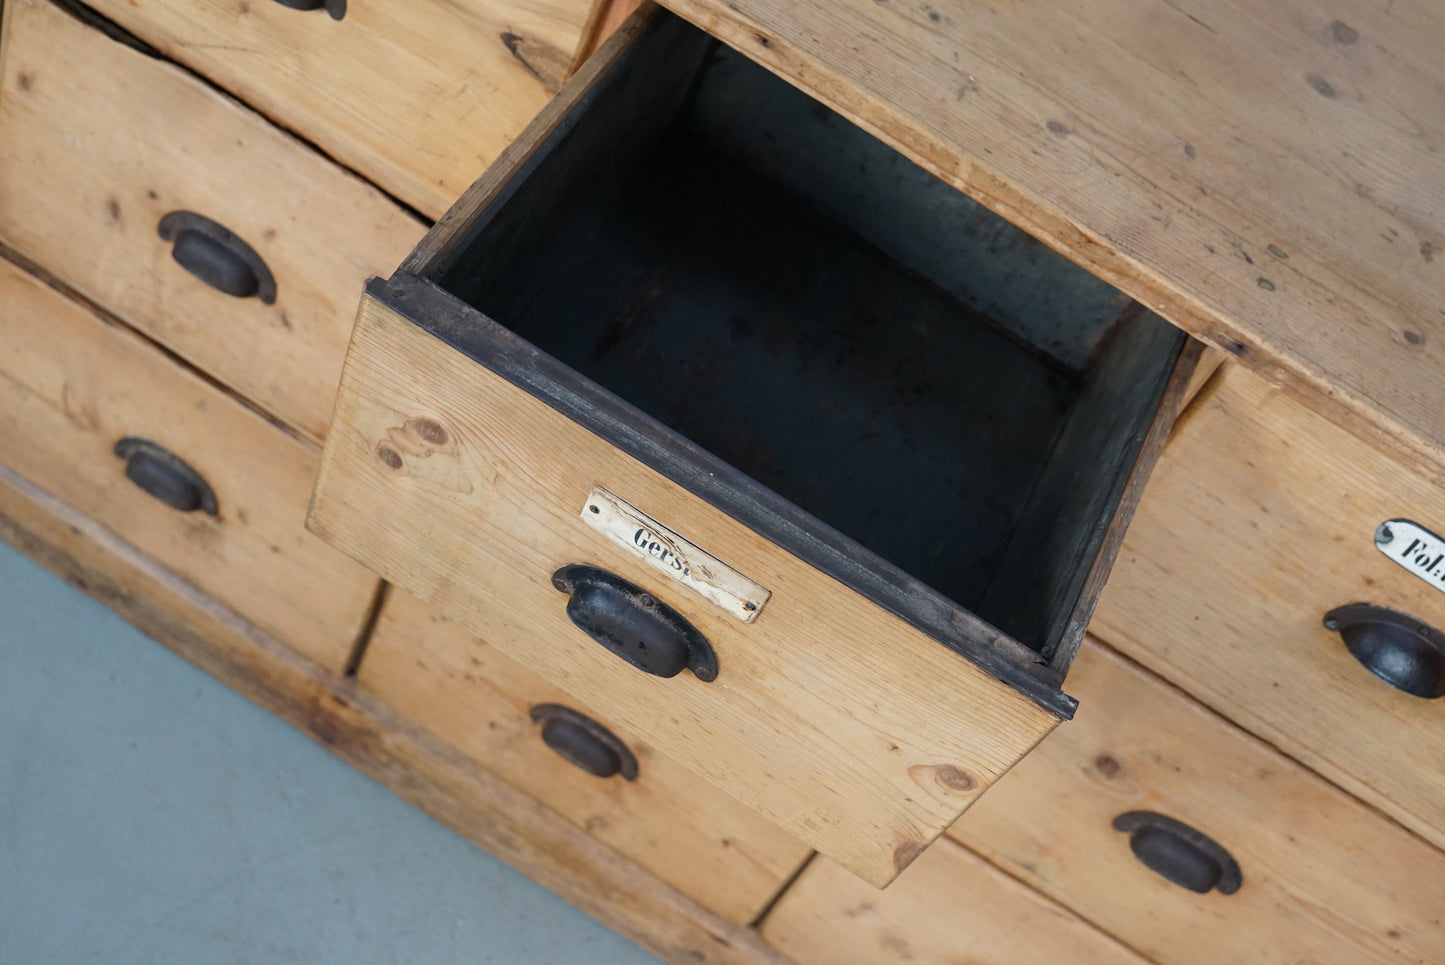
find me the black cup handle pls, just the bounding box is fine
[530,704,638,780]
[158,211,276,304]
[1113,811,1241,895]
[1324,603,1445,699]
[114,437,218,515]
[271,0,346,20]
[551,565,717,681]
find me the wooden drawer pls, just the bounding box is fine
[358,588,812,922]
[0,256,378,672]
[1094,363,1445,853]
[307,9,1197,886]
[79,0,596,220]
[949,639,1445,964]
[760,839,1146,965]
[0,0,425,443]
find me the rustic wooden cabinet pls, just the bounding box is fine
[2,0,1443,961]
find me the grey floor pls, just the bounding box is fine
[0,539,662,965]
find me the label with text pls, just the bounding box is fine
[580,486,770,622]
[1376,519,1445,594]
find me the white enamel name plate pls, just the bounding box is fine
[580,486,771,622]
[1376,519,1445,594]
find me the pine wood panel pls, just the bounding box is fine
[80,0,595,219]
[1094,362,1445,852]
[761,839,1146,965]
[360,588,813,923]
[0,0,425,443]
[950,640,1445,965]
[308,292,1062,888]
[0,256,376,673]
[658,0,1445,486]
[0,466,796,965]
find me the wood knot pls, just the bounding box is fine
[893,840,926,872]
[1094,753,1122,778]
[375,443,404,470]
[1305,73,1337,99]
[908,762,978,794]
[406,417,449,446]
[932,764,976,791]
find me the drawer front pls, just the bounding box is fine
[308,291,1061,888]
[0,257,378,672]
[949,639,1445,964]
[80,0,595,219]
[760,839,1146,965]
[0,0,425,443]
[1093,363,1445,850]
[358,588,812,923]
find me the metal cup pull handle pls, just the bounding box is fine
[114,437,218,515]
[158,211,276,304]
[271,0,346,20]
[530,704,638,780]
[551,564,717,681]
[1324,603,1445,699]
[1113,811,1241,895]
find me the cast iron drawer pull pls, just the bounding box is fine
[1112,811,1241,895]
[157,211,276,304]
[530,704,638,780]
[551,564,717,681]
[1324,603,1445,698]
[271,0,346,20]
[113,437,218,515]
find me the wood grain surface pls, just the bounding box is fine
[308,292,1061,887]
[761,838,1146,965]
[656,0,1445,485]
[0,0,424,442]
[79,0,596,218]
[0,256,377,672]
[360,588,813,923]
[1094,362,1445,853]
[0,464,799,965]
[950,639,1445,965]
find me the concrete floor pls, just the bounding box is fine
[0,540,661,964]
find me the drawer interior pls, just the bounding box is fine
[412,12,1185,694]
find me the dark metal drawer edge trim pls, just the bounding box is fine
[373,272,1078,720]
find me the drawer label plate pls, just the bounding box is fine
[580,486,771,622]
[1376,519,1445,593]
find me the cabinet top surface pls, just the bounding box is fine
[660,0,1445,477]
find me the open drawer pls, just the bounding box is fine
[308,7,1197,886]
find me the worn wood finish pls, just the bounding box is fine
[950,640,1445,965]
[1094,363,1445,852]
[0,256,376,672]
[0,467,798,965]
[308,292,1062,887]
[761,838,1146,965]
[0,0,424,443]
[657,0,1445,485]
[78,0,595,219]
[360,588,813,923]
